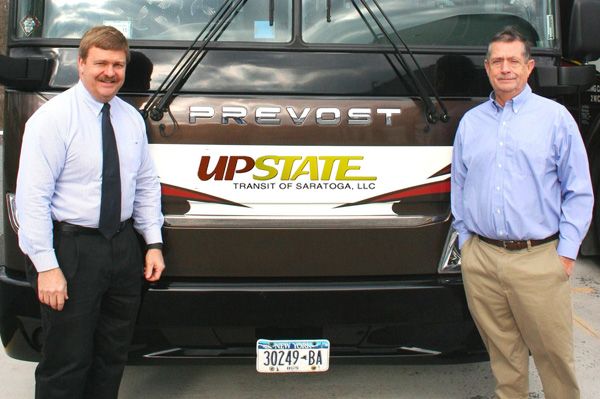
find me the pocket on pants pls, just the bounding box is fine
[550,247,570,282]
[54,233,80,281]
[460,236,474,269]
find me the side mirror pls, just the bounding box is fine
[0,55,53,91]
[566,0,600,62]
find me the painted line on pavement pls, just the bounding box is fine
[573,314,600,339]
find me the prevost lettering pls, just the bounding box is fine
[189,106,401,126]
[198,155,378,181]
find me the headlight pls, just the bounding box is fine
[438,227,461,274]
[5,193,20,233]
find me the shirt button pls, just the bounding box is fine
[496,209,501,214]
[502,122,506,126]
[499,142,504,146]
[499,231,505,236]
[496,186,500,191]
[498,163,502,168]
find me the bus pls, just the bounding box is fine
[1,0,599,369]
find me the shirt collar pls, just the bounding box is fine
[489,84,532,114]
[75,81,117,116]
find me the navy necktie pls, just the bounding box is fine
[99,103,121,239]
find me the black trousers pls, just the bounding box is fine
[26,222,143,399]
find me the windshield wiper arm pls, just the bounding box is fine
[352,0,449,125]
[351,2,416,101]
[269,0,274,26]
[143,0,248,121]
[143,0,233,120]
[370,0,449,123]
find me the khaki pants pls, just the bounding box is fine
[461,236,579,399]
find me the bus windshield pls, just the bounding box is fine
[302,0,555,48]
[15,0,293,42]
[15,0,555,48]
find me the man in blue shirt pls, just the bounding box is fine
[16,26,164,399]
[451,27,593,399]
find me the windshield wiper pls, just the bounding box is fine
[142,0,248,122]
[350,3,416,108]
[348,0,449,125]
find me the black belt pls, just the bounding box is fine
[53,219,132,235]
[478,233,559,251]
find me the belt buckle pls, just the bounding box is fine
[503,240,526,250]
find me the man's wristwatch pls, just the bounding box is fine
[146,243,163,251]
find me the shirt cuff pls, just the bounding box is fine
[141,228,163,247]
[28,250,60,273]
[557,238,580,260]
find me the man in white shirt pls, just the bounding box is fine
[16,26,164,399]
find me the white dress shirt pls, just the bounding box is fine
[16,81,163,272]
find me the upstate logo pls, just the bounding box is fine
[197,155,378,182]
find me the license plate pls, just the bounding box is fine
[256,339,330,373]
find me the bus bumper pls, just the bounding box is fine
[0,266,483,363]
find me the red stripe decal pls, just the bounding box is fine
[161,184,248,208]
[337,178,450,208]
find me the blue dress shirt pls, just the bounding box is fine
[451,85,593,259]
[16,81,164,272]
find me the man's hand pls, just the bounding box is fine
[144,249,165,282]
[37,268,68,311]
[559,255,575,277]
